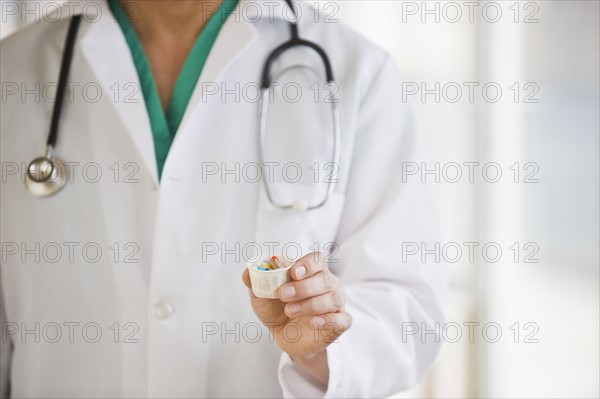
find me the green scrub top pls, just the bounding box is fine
[108,0,239,179]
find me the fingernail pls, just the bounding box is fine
[313,317,326,327]
[295,265,306,279]
[281,286,296,299]
[287,303,301,316]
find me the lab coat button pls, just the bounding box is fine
[153,302,174,320]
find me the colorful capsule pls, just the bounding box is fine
[255,256,290,272]
[270,256,281,269]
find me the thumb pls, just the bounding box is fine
[242,268,252,289]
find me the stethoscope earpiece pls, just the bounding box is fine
[25,152,68,197]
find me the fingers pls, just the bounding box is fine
[278,268,339,302]
[242,268,251,288]
[274,312,353,356]
[284,289,345,318]
[242,268,259,299]
[243,251,324,291]
[290,252,326,281]
[311,312,353,343]
[245,251,336,306]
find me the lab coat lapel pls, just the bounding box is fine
[79,1,160,187]
[170,2,259,146]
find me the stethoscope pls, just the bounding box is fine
[259,0,340,211]
[25,14,82,197]
[26,0,340,212]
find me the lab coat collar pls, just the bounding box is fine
[74,0,272,186]
[79,0,160,186]
[169,2,260,160]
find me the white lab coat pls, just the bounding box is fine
[0,0,446,397]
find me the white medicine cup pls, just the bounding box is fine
[247,256,294,299]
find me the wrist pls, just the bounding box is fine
[291,349,330,386]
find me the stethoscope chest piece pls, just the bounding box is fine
[25,150,68,197]
[24,15,81,198]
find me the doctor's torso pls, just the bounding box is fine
[0,1,391,397]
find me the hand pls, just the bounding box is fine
[242,252,352,384]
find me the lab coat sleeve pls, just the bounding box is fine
[277,53,447,398]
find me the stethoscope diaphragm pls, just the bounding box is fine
[24,152,68,197]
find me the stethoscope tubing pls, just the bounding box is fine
[46,14,82,150]
[259,2,340,211]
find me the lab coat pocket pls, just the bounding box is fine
[254,182,346,259]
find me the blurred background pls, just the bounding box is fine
[2,0,599,397]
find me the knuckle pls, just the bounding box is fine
[293,282,308,298]
[331,290,345,309]
[301,281,319,299]
[308,252,325,272]
[341,313,353,332]
[302,252,319,269]
[322,271,335,291]
[312,296,326,312]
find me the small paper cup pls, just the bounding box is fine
[247,256,295,299]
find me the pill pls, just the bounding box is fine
[270,256,281,269]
